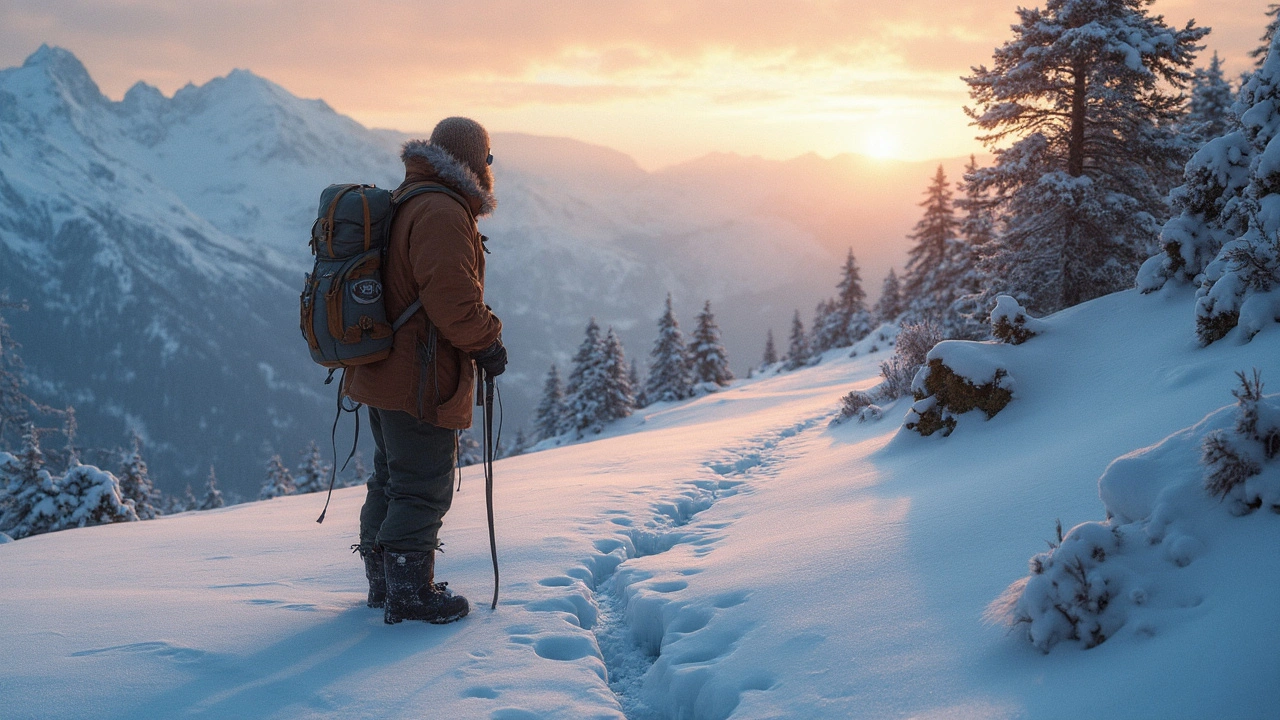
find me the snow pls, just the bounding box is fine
[2,287,1279,719]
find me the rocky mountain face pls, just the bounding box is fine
[0,45,943,496]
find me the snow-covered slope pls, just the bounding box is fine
[2,287,1276,719]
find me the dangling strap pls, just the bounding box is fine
[317,370,362,524]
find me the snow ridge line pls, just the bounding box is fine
[582,412,830,720]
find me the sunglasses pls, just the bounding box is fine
[486,152,493,166]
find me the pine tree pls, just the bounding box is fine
[600,327,635,421]
[874,269,904,324]
[534,364,567,441]
[1195,35,1280,345]
[118,432,160,520]
[342,451,369,488]
[965,0,1206,315]
[644,295,693,403]
[200,466,224,510]
[260,454,295,500]
[811,249,872,353]
[783,311,810,370]
[0,300,31,447]
[901,166,974,326]
[946,156,999,339]
[294,441,330,494]
[957,156,997,250]
[1252,5,1280,69]
[51,464,137,531]
[762,329,778,366]
[564,318,612,435]
[1187,53,1237,144]
[177,483,198,512]
[0,424,57,538]
[689,301,733,386]
[457,431,483,467]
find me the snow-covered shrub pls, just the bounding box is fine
[993,371,1280,652]
[1201,370,1280,511]
[989,295,1045,345]
[831,390,883,426]
[997,520,1123,650]
[879,321,943,399]
[904,342,1014,437]
[54,465,139,530]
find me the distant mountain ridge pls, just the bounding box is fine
[0,45,963,496]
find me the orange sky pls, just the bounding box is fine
[0,0,1267,168]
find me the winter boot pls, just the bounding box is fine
[383,550,470,625]
[355,545,386,608]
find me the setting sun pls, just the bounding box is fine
[862,128,902,160]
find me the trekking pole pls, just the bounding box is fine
[483,371,500,610]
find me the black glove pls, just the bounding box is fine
[471,338,507,378]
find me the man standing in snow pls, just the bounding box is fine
[344,117,507,624]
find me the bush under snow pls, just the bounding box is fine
[992,371,1280,652]
[905,341,1014,437]
[990,295,1045,345]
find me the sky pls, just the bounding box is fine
[0,0,1268,169]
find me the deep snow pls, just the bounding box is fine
[1,287,1278,719]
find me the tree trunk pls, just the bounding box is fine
[1068,63,1087,177]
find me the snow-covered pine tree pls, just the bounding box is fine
[177,483,198,512]
[1187,53,1237,145]
[506,429,528,458]
[783,311,810,370]
[1137,116,1252,294]
[901,166,973,327]
[259,454,295,500]
[49,464,137,532]
[0,424,57,539]
[457,431,483,467]
[294,440,330,494]
[200,466,224,510]
[534,364,567,441]
[342,452,369,488]
[601,327,635,421]
[965,0,1206,315]
[0,299,39,447]
[1195,34,1280,345]
[644,295,693,403]
[118,432,160,520]
[1252,5,1280,69]
[812,249,873,352]
[874,269,904,324]
[565,318,613,435]
[762,329,778,366]
[690,301,733,386]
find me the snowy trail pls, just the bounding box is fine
[4,289,1280,719]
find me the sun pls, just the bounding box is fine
[861,129,901,160]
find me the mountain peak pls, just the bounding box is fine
[19,44,105,107]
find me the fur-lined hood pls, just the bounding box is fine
[400,140,497,217]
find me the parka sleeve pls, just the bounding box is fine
[405,200,502,353]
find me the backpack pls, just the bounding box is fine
[299,182,469,368]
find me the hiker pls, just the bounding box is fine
[344,117,507,624]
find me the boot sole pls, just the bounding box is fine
[383,606,469,625]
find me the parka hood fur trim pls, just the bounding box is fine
[400,140,496,217]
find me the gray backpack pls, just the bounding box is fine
[300,182,468,368]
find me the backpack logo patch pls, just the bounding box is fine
[350,279,383,305]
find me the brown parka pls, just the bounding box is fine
[343,142,501,429]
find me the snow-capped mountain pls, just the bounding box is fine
[0,45,948,495]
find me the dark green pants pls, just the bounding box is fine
[359,407,457,553]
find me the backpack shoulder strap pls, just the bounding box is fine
[385,182,472,335]
[392,182,473,221]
